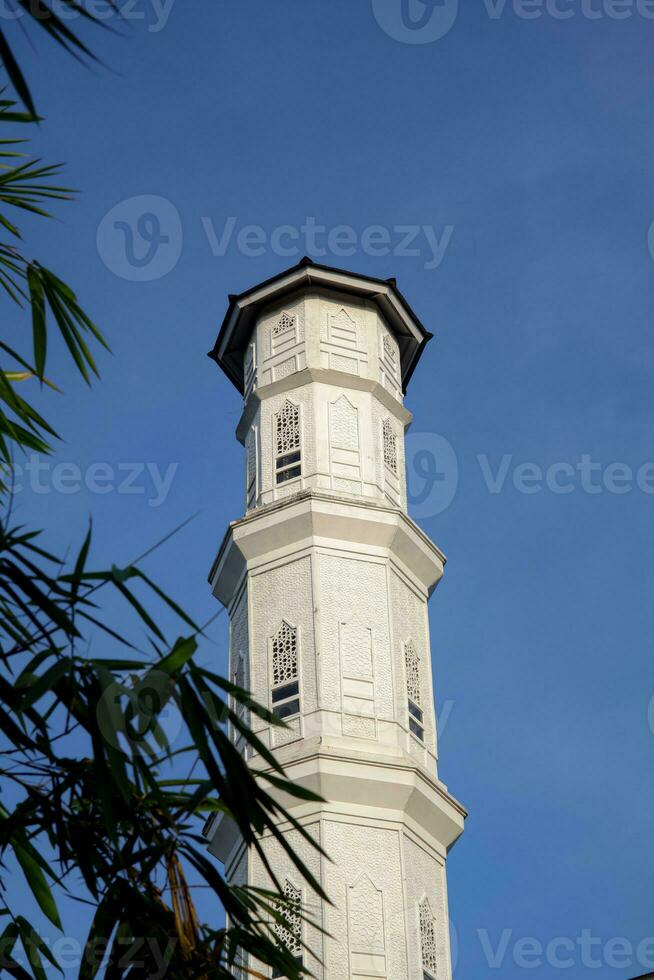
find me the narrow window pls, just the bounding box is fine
[275,400,301,485]
[382,417,398,475]
[419,898,438,979]
[244,341,256,397]
[232,653,245,721]
[405,640,424,742]
[246,428,257,509]
[271,622,300,720]
[271,880,303,978]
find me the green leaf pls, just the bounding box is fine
[27,266,46,378]
[14,841,62,930]
[0,28,36,117]
[20,657,72,708]
[156,635,197,676]
[0,921,20,963]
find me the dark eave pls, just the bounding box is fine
[207,258,434,395]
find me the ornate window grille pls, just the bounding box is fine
[382,418,398,475]
[271,622,300,720]
[420,898,438,978]
[405,640,424,742]
[275,400,301,485]
[273,311,296,339]
[272,880,303,977]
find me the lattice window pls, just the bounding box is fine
[420,899,438,978]
[271,622,300,720]
[276,401,300,455]
[275,400,301,484]
[272,622,297,685]
[382,418,398,474]
[246,428,257,508]
[273,311,296,338]
[406,640,424,742]
[273,880,302,956]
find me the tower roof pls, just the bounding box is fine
[208,258,433,394]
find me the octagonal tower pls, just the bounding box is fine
[205,259,466,979]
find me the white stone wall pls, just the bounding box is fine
[402,834,452,980]
[389,568,438,773]
[247,554,317,749]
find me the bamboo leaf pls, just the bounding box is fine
[14,842,62,930]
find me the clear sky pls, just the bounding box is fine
[6,0,654,976]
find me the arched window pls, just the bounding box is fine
[271,622,300,720]
[405,640,424,742]
[275,400,301,485]
[419,898,438,979]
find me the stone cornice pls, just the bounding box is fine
[208,490,446,604]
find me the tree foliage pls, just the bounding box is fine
[0,31,325,980]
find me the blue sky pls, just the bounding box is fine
[5,0,654,975]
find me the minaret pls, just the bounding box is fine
[206,259,466,979]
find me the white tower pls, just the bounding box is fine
[206,259,466,979]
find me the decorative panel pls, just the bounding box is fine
[329,307,358,349]
[318,555,392,720]
[349,874,385,954]
[323,822,407,980]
